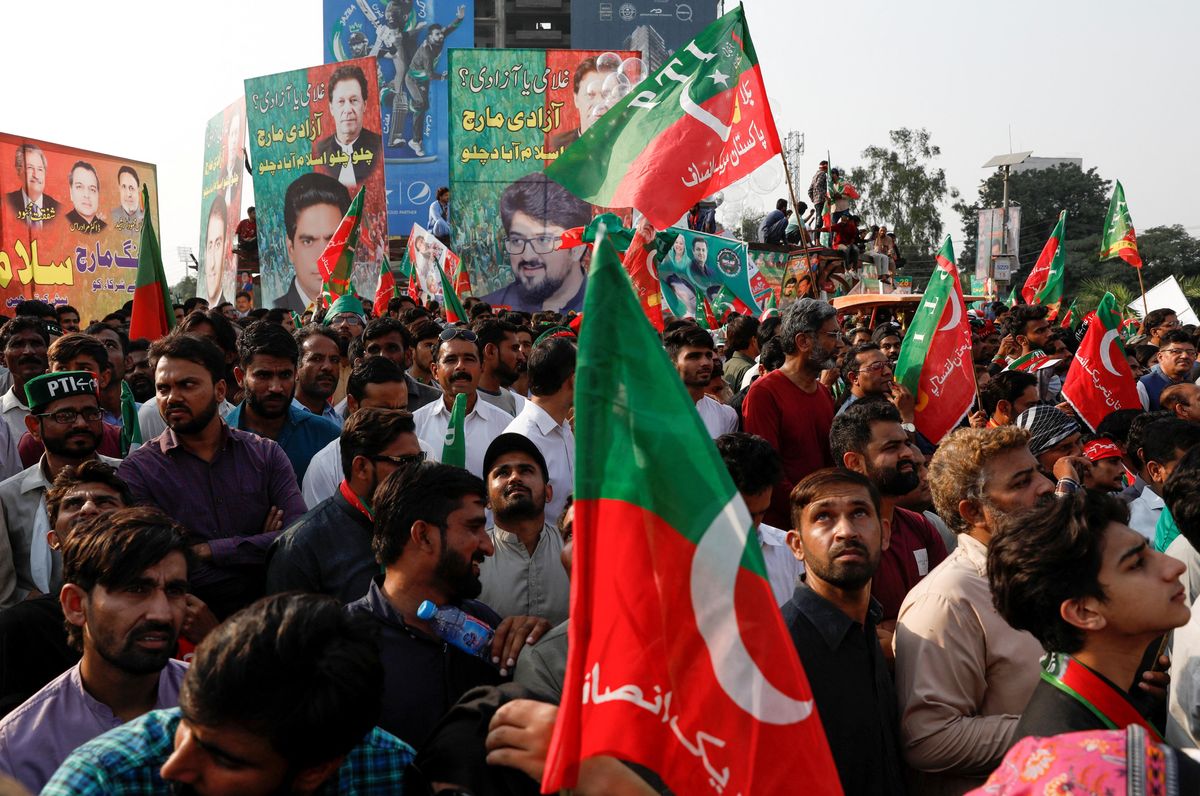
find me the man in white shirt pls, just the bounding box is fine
[664,324,736,438]
[715,432,803,607]
[504,336,575,524]
[473,319,527,417]
[1129,418,1200,540]
[413,328,511,478]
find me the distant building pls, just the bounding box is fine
[1011,156,1083,174]
[625,25,670,73]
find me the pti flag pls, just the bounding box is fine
[545,6,781,229]
[1022,210,1066,316]
[317,186,366,308]
[1061,292,1143,431]
[441,392,467,468]
[620,221,665,332]
[1100,180,1143,269]
[437,265,468,324]
[374,256,398,315]
[541,236,841,795]
[128,186,174,342]
[893,237,976,444]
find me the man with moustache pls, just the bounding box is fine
[349,462,549,749]
[783,468,906,795]
[413,328,512,479]
[65,161,106,234]
[315,65,382,189]
[0,509,192,794]
[359,316,440,413]
[743,298,842,528]
[0,371,118,604]
[224,322,340,485]
[1,316,50,441]
[123,339,154,404]
[109,166,143,229]
[5,144,59,226]
[482,173,592,314]
[291,325,343,424]
[117,334,306,619]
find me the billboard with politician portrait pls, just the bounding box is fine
[245,56,390,311]
[323,0,474,237]
[197,98,247,308]
[0,133,159,321]
[449,48,639,314]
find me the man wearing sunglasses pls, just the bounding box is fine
[481,173,592,314]
[267,407,426,604]
[0,371,118,606]
[413,327,513,478]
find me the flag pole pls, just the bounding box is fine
[1136,266,1149,317]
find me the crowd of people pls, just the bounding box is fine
[0,283,1198,795]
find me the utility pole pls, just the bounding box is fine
[981,151,1031,287]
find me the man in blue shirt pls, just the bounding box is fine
[224,322,340,484]
[43,593,414,795]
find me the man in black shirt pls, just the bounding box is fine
[783,468,906,795]
[989,490,1188,742]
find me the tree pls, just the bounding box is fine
[170,274,196,305]
[847,128,956,261]
[1136,225,1200,287]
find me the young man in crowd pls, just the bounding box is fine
[722,314,760,390]
[1015,403,1084,478]
[664,324,737,438]
[979,370,1039,428]
[989,490,1188,742]
[118,334,306,618]
[406,317,443,389]
[478,434,569,625]
[360,316,441,413]
[1128,418,1200,539]
[473,319,527,417]
[0,316,50,440]
[1083,436,1129,493]
[783,468,906,795]
[0,508,192,793]
[44,593,414,795]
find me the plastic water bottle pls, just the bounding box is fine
[416,600,494,658]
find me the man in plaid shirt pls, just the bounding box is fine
[42,594,414,795]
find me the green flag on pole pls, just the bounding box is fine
[441,392,467,468]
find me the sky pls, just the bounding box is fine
[3,0,1196,286]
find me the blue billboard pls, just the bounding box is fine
[324,0,475,238]
[569,0,717,70]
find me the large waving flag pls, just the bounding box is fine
[893,237,976,444]
[128,185,174,341]
[1099,180,1143,269]
[1061,292,1143,431]
[544,6,781,229]
[542,235,841,795]
[1021,210,1067,318]
[317,186,366,308]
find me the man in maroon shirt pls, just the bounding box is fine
[830,398,947,661]
[743,298,842,528]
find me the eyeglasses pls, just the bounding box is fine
[858,361,894,374]
[37,406,102,425]
[438,327,477,343]
[504,234,561,255]
[329,314,364,327]
[1160,347,1197,358]
[370,452,426,467]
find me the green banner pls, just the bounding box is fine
[657,228,761,319]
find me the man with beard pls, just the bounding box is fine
[83,322,133,427]
[482,173,592,314]
[360,316,440,413]
[0,508,191,794]
[323,294,367,405]
[478,434,568,625]
[291,325,343,424]
[117,334,305,619]
[830,400,947,651]
[413,328,513,479]
[835,343,906,418]
[872,323,903,363]
[473,319,527,417]
[1,316,49,440]
[893,426,1054,795]
[783,468,906,796]
[123,338,154,403]
[0,371,118,604]
[225,322,340,484]
[349,462,550,749]
[267,408,423,603]
[665,324,736,438]
[743,298,842,528]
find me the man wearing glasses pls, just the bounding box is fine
[0,371,117,606]
[835,343,908,421]
[1138,329,1198,411]
[482,173,592,314]
[267,408,425,603]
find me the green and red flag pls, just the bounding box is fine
[1021,210,1066,317]
[541,235,841,795]
[374,255,398,315]
[1060,299,1079,330]
[400,239,423,304]
[441,392,467,468]
[437,263,468,324]
[1004,349,1064,374]
[1099,180,1143,269]
[1006,285,1018,308]
[544,6,781,229]
[445,248,472,298]
[893,237,976,445]
[317,186,366,308]
[1061,292,1143,431]
[128,185,174,341]
[621,221,665,331]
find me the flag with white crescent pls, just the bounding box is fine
[893,237,976,444]
[541,235,842,795]
[1061,292,1143,431]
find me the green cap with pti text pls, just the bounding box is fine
[24,371,98,413]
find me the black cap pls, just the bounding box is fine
[482,433,549,482]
